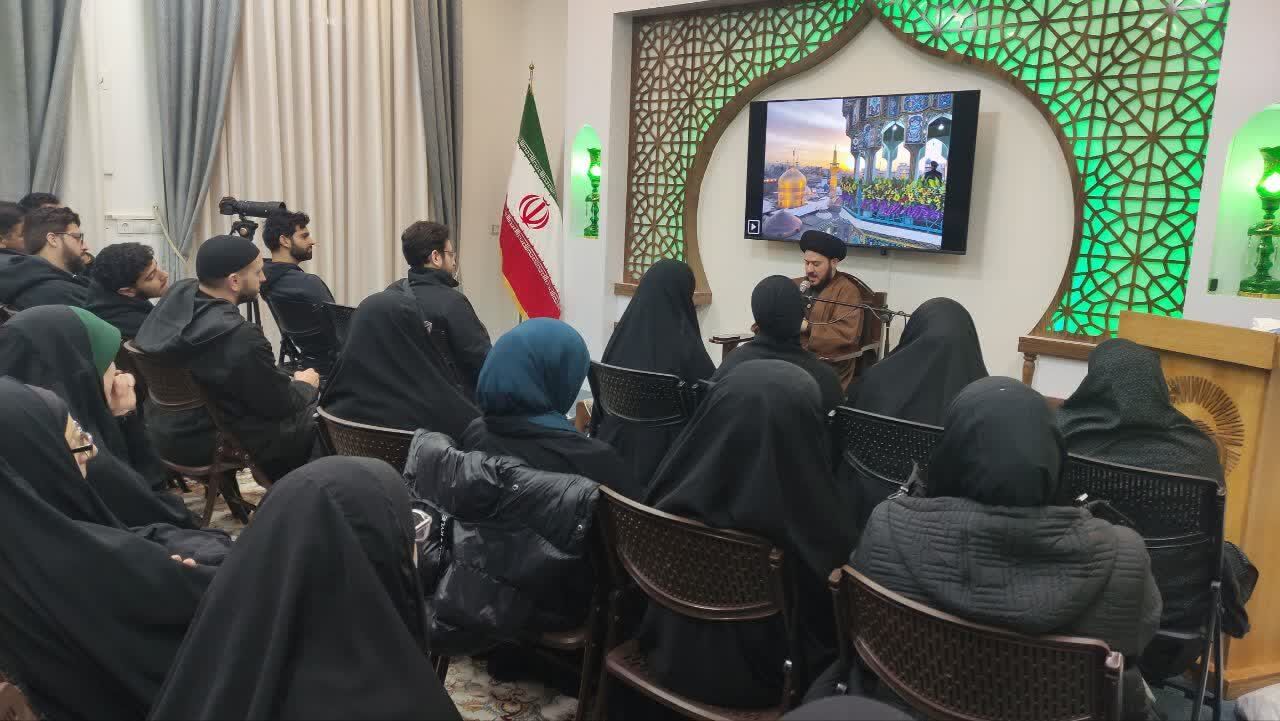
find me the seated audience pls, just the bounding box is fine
[0,200,24,256]
[842,297,988,533]
[84,241,169,338]
[0,378,230,563]
[405,432,599,652]
[0,205,90,309]
[136,234,320,480]
[396,220,491,395]
[320,287,479,438]
[591,259,715,488]
[0,453,211,721]
[851,376,1160,719]
[261,208,334,305]
[151,457,461,720]
[0,306,196,528]
[460,317,634,495]
[713,275,843,411]
[17,191,60,212]
[1059,338,1257,644]
[633,360,859,710]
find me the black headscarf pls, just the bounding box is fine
[0,305,196,528]
[848,297,988,425]
[1058,338,1223,482]
[638,361,859,706]
[594,259,714,487]
[0,454,212,721]
[321,287,479,438]
[150,457,461,721]
[926,376,1066,506]
[713,276,844,411]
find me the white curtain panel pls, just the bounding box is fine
[196,0,429,306]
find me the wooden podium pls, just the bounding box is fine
[1119,311,1280,697]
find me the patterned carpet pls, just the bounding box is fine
[194,473,578,721]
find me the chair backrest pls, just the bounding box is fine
[317,407,416,471]
[321,302,356,346]
[122,341,205,411]
[596,485,787,622]
[267,297,337,369]
[830,406,942,486]
[588,361,707,427]
[1059,454,1225,621]
[835,566,1123,721]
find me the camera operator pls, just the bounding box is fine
[260,209,334,306]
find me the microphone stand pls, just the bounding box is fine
[804,296,911,360]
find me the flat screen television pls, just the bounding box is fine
[743,89,980,254]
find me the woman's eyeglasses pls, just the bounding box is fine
[69,419,96,458]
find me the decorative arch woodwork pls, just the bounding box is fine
[618,0,1231,344]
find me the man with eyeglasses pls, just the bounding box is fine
[0,205,90,310]
[396,220,491,396]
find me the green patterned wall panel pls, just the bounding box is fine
[622,0,1230,339]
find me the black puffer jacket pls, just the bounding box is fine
[404,431,599,656]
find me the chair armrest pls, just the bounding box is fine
[710,333,754,344]
[820,350,864,363]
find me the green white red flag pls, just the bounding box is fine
[499,85,561,318]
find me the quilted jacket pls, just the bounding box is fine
[403,431,599,656]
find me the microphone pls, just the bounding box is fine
[798,280,811,294]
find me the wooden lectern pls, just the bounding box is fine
[1119,311,1280,697]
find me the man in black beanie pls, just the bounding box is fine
[135,234,320,480]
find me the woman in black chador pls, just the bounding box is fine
[591,259,714,492]
[149,457,461,720]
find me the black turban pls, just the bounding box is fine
[798,229,847,260]
[195,235,260,282]
[751,275,806,339]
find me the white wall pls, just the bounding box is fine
[1184,0,1280,329]
[697,22,1072,381]
[61,0,168,256]
[458,0,568,339]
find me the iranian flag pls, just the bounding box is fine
[499,85,561,319]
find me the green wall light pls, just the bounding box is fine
[1239,146,1280,298]
[584,147,602,239]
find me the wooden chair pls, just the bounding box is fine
[1059,455,1226,721]
[122,341,269,526]
[316,407,416,471]
[829,406,942,488]
[588,361,710,428]
[0,680,37,721]
[831,566,1124,721]
[590,485,798,721]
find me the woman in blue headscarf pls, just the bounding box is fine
[460,318,636,497]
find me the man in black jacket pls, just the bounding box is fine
[135,234,320,480]
[260,209,334,305]
[84,242,170,338]
[0,206,90,309]
[396,221,491,395]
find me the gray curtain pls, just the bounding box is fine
[147,0,242,279]
[413,0,459,233]
[0,0,82,200]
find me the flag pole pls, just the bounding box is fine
[515,61,535,327]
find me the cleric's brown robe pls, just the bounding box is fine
[794,271,864,389]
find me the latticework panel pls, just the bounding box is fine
[623,0,866,283]
[830,407,942,482]
[323,421,414,471]
[622,0,1230,340]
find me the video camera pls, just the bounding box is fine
[217,196,288,241]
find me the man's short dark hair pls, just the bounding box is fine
[23,206,81,254]
[90,242,155,291]
[401,221,450,267]
[262,210,310,252]
[18,192,59,212]
[0,201,23,236]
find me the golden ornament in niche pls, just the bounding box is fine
[1166,376,1245,475]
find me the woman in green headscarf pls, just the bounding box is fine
[0,305,198,528]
